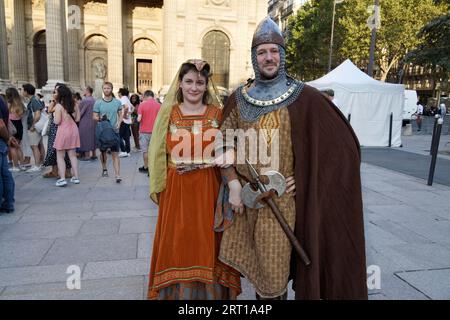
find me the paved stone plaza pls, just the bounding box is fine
[0,134,449,300]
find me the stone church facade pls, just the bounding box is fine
[0,0,267,96]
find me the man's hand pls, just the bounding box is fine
[228,179,244,214]
[286,175,296,196]
[214,148,235,168]
[29,126,36,132]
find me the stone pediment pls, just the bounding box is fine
[132,7,160,20]
[84,1,107,15]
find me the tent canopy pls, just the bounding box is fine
[308,59,402,93]
[307,59,405,147]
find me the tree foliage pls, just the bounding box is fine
[286,0,448,82]
[406,13,450,90]
[339,0,447,81]
[285,0,339,81]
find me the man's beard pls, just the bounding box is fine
[259,67,279,80]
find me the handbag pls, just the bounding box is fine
[34,111,49,134]
[8,119,17,136]
[41,114,51,136]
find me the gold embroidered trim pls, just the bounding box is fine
[258,109,281,145]
[241,82,298,107]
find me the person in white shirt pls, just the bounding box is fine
[440,103,446,119]
[416,101,424,131]
[118,88,134,158]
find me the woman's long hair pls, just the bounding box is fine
[56,85,75,114]
[5,87,25,118]
[130,94,140,107]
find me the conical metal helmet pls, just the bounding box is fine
[251,16,285,49]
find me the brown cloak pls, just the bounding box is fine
[221,84,368,300]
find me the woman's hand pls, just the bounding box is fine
[48,100,57,113]
[8,137,19,148]
[286,175,296,196]
[228,179,244,214]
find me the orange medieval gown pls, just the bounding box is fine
[148,104,241,300]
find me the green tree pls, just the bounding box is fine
[405,14,450,92]
[338,0,447,81]
[285,0,341,81]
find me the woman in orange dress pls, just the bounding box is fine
[147,61,241,300]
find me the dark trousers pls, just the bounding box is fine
[119,122,131,153]
[0,140,15,210]
[131,122,140,149]
[416,115,422,131]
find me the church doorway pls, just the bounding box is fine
[33,31,48,88]
[136,59,152,94]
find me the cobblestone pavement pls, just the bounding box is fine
[0,136,449,300]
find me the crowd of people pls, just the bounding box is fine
[0,81,161,210]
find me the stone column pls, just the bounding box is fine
[107,0,123,91]
[0,0,11,91]
[61,2,69,83]
[183,2,196,59]
[41,0,67,98]
[11,0,28,86]
[67,0,81,91]
[163,0,178,85]
[235,1,250,87]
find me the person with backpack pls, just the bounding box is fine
[93,82,123,183]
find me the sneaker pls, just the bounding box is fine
[102,169,109,177]
[26,166,42,173]
[0,207,14,214]
[138,166,149,173]
[70,177,80,184]
[9,167,21,173]
[55,179,67,187]
[119,152,128,158]
[115,176,122,183]
[19,165,29,171]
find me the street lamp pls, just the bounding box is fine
[328,0,344,72]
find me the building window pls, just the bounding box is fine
[202,30,230,88]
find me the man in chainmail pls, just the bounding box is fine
[215,17,368,300]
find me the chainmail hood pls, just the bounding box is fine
[237,18,304,122]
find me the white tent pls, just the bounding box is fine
[307,59,405,147]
